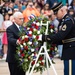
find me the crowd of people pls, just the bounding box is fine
[0,0,74,60]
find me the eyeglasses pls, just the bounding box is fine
[18,18,24,20]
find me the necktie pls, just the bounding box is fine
[19,26,22,31]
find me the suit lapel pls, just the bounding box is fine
[12,24,20,37]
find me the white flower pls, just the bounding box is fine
[38,34,42,41]
[28,41,32,45]
[20,58,22,61]
[25,35,28,38]
[36,22,40,26]
[47,49,49,52]
[31,53,34,56]
[29,31,32,34]
[50,29,54,33]
[33,35,36,38]
[33,28,37,31]
[36,63,39,67]
[38,61,41,63]
[55,47,57,51]
[20,45,23,48]
[27,27,30,30]
[33,21,36,24]
[31,49,35,52]
[23,43,26,46]
[22,36,25,40]
[42,60,45,63]
[36,42,38,45]
[37,31,40,34]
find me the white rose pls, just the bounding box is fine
[20,45,23,48]
[50,29,54,33]
[33,21,36,24]
[31,49,35,52]
[33,28,37,31]
[23,43,26,46]
[36,42,38,45]
[33,35,36,38]
[37,31,40,34]
[20,58,22,61]
[47,49,49,52]
[55,47,57,51]
[38,34,42,41]
[36,22,40,26]
[31,53,34,56]
[42,60,45,63]
[27,27,30,30]
[29,31,32,34]
[28,41,32,45]
[38,61,41,63]
[22,36,25,40]
[25,35,28,38]
[36,63,39,67]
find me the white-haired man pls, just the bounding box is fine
[6,12,25,75]
[40,2,75,75]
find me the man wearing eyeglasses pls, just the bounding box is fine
[6,12,25,75]
[39,2,75,75]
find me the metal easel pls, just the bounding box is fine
[27,21,58,75]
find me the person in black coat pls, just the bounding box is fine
[3,0,15,3]
[6,11,25,75]
[46,0,58,8]
[39,2,75,75]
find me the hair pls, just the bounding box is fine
[61,6,68,11]
[69,8,74,12]
[44,3,50,10]
[4,13,10,20]
[36,5,41,9]
[28,0,33,3]
[13,12,23,18]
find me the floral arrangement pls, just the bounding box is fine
[16,15,57,73]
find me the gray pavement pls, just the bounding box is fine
[0,58,64,75]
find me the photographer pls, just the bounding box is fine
[23,1,40,22]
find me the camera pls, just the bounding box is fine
[29,5,33,7]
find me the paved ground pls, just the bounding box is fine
[0,58,64,75]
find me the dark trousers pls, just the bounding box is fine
[64,60,75,75]
[8,63,25,75]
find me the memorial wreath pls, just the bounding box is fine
[16,15,57,73]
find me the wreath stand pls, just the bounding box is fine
[27,21,58,75]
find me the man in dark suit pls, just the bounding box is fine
[6,12,25,75]
[39,2,75,75]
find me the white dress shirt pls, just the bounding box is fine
[14,23,20,31]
